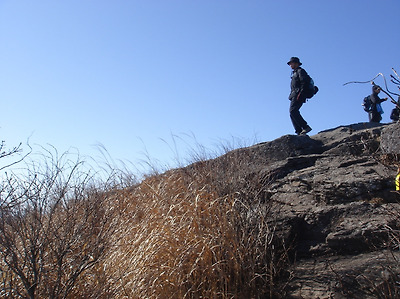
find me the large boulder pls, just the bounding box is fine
[196,122,400,298]
[381,122,400,154]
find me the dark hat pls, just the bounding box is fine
[287,57,302,66]
[372,85,381,92]
[373,85,381,90]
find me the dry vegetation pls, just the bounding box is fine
[1,134,399,298]
[105,157,290,298]
[0,151,121,298]
[0,145,291,298]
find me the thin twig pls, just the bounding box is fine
[0,142,32,171]
[391,75,400,85]
[343,73,382,86]
[392,68,400,80]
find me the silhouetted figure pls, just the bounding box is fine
[287,57,312,135]
[390,97,400,122]
[368,85,387,123]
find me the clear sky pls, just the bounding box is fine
[0,0,399,172]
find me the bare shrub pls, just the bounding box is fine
[0,150,120,299]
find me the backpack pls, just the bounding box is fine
[362,96,372,112]
[390,107,399,121]
[294,68,319,99]
[305,77,319,99]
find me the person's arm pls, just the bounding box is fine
[372,94,388,104]
[378,97,388,104]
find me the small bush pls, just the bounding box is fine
[0,151,121,299]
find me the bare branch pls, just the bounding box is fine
[343,73,383,86]
[343,70,400,104]
[392,68,400,81]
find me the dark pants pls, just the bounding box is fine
[289,99,308,134]
[368,111,382,122]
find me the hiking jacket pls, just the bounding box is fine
[289,67,308,102]
[368,91,385,122]
[370,92,385,112]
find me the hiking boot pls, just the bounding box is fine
[300,126,312,135]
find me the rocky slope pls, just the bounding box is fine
[189,122,400,298]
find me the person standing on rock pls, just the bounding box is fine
[390,96,400,122]
[396,166,400,191]
[287,57,312,135]
[368,85,387,123]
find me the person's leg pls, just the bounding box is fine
[370,111,381,122]
[368,112,373,122]
[290,99,308,134]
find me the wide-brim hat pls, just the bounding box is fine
[287,57,302,66]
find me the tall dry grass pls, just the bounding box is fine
[102,147,291,298]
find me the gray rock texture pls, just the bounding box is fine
[192,122,400,298]
[381,122,400,154]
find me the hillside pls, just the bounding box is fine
[176,121,400,298]
[1,122,399,298]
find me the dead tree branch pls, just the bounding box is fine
[343,71,400,110]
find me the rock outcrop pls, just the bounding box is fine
[193,122,400,298]
[381,122,400,154]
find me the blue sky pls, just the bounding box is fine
[0,0,399,172]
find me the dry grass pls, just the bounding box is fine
[99,147,290,299]
[0,144,291,298]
